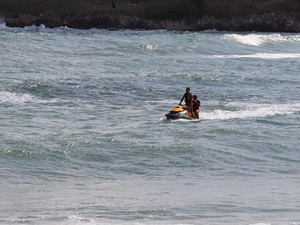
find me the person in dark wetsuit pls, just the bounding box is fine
[179,87,193,115]
[192,95,200,119]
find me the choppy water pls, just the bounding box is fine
[1,24,300,225]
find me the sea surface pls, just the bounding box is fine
[1,23,300,225]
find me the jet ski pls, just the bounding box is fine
[165,105,197,120]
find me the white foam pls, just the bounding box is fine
[0,23,47,31]
[200,103,300,120]
[0,22,8,29]
[224,34,266,46]
[66,215,95,223]
[23,24,47,31]
[222,33,299,46]
[64,217,194,225]
[212,53,300,59]
[144,44,157,50]
[0,91,57,105]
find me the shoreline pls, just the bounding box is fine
[1,12,300,32]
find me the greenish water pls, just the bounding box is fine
[1,24,300,225]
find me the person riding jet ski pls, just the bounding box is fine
[179,87,193,115]
[165,87,198,120]
[192,95,200,119]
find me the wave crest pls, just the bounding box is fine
[212,53,300,59]
[222,33,300,46]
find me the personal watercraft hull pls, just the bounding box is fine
[165,113,196,120]
[165,105,197,120]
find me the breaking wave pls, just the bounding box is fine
[212,53,300,59]
[222,33,300,46]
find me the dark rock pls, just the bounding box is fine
[194,12,300,32]
[5,18,25,27]
[101,14,120,29]
[2,12,300,32]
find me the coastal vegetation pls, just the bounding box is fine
[1,0,300,19]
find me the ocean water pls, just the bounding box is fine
[1,24,300,225]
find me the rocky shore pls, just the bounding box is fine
[2,12,300,32]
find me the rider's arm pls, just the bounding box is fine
[179,94,185,105]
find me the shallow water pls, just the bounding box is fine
[1,24,300,225]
